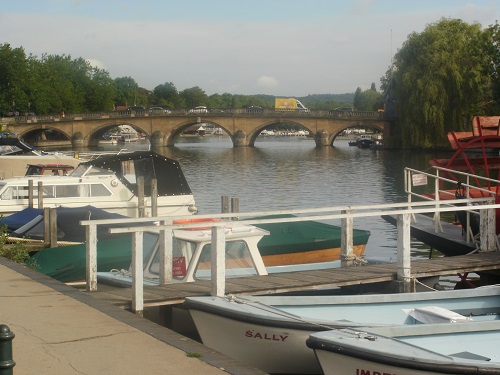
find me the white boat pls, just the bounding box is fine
[183,286,500,374]
[0,137,81,179]
[97,220,270,285]
[0,151,197,217]
[96,215,371,287]
[307,320,500,375]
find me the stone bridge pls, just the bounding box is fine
[3,109,392,147]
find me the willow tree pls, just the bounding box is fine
[386,18,491,148]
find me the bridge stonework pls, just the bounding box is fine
[4,112,391,147]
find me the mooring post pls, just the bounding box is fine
[28,180,34,208]
[137,176,145,218]
[131,231,144,316]
[37,181,43,209]
[341,208,354,267]
[221,196,229,213]
[85,224,97,292]
[43,207,50,244]
[151,178,158,217]
[211,225,226,297]
[0,324,15,375]
[49,207,57,248]
[480,205,496,252]
[396,213,413,293]
[158,219,173,286]
[231,197,239,220]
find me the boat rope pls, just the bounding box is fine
[110,268,132,277]
[413,277,439,291]
[340,254,368,265]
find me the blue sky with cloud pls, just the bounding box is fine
[0,0,497,96]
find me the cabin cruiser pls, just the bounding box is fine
[0,138,81,179]
[0,151,197,217]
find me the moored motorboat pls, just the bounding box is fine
[0,151,197,217]
[0,137,81,179]
[307,320,500,375]
[249,214,370,267]
[94,214,370,286]
[184,285,500,374]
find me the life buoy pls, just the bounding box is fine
[173,218,220,231]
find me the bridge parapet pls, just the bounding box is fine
[8,108,387,125]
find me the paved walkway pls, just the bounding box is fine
[0,257,266,375]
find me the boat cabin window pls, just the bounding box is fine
[148,238,197,280]
[147,238,258,280]
[194,240,257,279]
[0,183,112,200]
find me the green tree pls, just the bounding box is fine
[385,18,491,148]
[483,21,500,115]
[83,66,116,111]
[179,86,208,109]
[353,86,383,111]
[0,44,31,115]
[153,82,179,109]
[114,76,139,107]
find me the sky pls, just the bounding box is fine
[0,0,497,97]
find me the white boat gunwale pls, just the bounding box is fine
[184,285,500,332]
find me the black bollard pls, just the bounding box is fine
[0,324,15,374]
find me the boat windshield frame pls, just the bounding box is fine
[70,164,115,177]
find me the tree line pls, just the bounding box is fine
[0,18,497,148]
[0,45,360,116]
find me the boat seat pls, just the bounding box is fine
[404,306,472,324]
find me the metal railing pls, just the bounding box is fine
[404,166,500,243]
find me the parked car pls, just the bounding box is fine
[127,106,146,114]
[188,106,208,114]
[246,106,263,113]
[329,107,353,115]
[148,107,171,114]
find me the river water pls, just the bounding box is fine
[79,135,453,263]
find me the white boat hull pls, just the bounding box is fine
[189,309,323,374]
[185,286,500,374]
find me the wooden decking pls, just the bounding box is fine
[82,251,500,309]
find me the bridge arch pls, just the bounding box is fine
[18,125,73,145]
[85,122,150,147]
[327,123,385,146]
[247,120,315,147]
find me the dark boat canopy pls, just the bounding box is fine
[78,151,193,197]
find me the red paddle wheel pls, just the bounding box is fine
[429,116,500,233]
